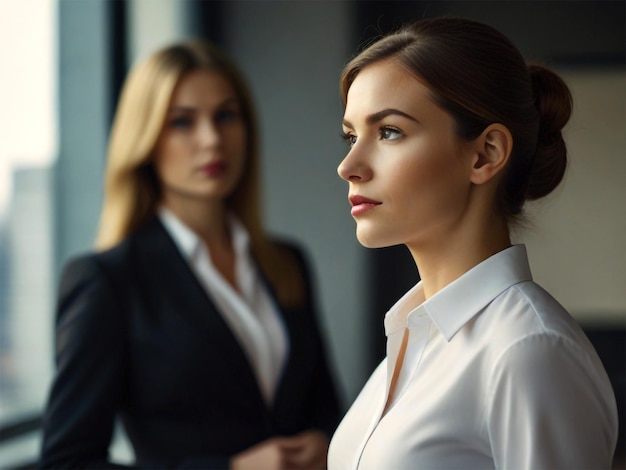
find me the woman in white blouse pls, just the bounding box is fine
[41,39,339,469]
[329,17,618,470]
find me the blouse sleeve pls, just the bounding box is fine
[40,255,134,469]
[487,333,618,469]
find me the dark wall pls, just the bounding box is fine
[353,1,625,65]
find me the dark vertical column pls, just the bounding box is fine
[109,0,128,125]
[365,246,420,366]
[186,0,225,46]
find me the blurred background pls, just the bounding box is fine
[0,0,624,468]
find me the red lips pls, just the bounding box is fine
[349,195,381,206]
[199,161,227,176]
[349,195,381,216]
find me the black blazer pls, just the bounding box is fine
[40,218,340,469]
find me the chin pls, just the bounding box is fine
[355,229,391,249]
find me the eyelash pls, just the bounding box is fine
[340,126,403,147]
[340,131,357,147]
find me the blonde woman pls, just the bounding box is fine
[41,39,339,470]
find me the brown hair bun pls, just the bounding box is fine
[526,63,573,200]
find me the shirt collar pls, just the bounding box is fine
[385,245,533,341]
[157,206,251,263]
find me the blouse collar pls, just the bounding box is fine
[384,245,533,341]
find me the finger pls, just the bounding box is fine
[284,445,324,467]
[280,434,306,446]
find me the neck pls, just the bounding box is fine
[161,195,231,250]
[407,210,510,301]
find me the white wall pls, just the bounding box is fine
[517,67,626,325]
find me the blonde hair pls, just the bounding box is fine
[95,39,305,307]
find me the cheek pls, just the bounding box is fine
[229,126,247,153]
[390,148,467,208]
[152,140,187,186]
[387,154,440,197]
[229,128,248,166]
[230,157,246,190]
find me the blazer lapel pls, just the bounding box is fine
[132,218,266,406]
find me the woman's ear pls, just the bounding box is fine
[469,123,512,185]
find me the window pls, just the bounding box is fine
[0,0,57,454]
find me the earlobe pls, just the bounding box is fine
[470,123,512,185]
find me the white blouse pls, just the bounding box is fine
[159,208,288,405]
[328,245,618,470]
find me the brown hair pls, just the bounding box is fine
[96,39,305,306]
[341,17,572,218]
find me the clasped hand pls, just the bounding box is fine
[231,430,329,470]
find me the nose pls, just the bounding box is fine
[197,118,220,148]
[337,147,373,183]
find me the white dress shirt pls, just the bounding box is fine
[328,245,618,470]
[159,208,288,405]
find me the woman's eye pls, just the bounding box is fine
[215,109,240,124]
[380,126,402,141]
[341,132,357,147]
[169,116,192,129]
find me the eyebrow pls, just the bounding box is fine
[343,108,419,128]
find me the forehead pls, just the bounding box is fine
[344,60,434,119]
[170,69,238,106]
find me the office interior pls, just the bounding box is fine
[0,1,623,468]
